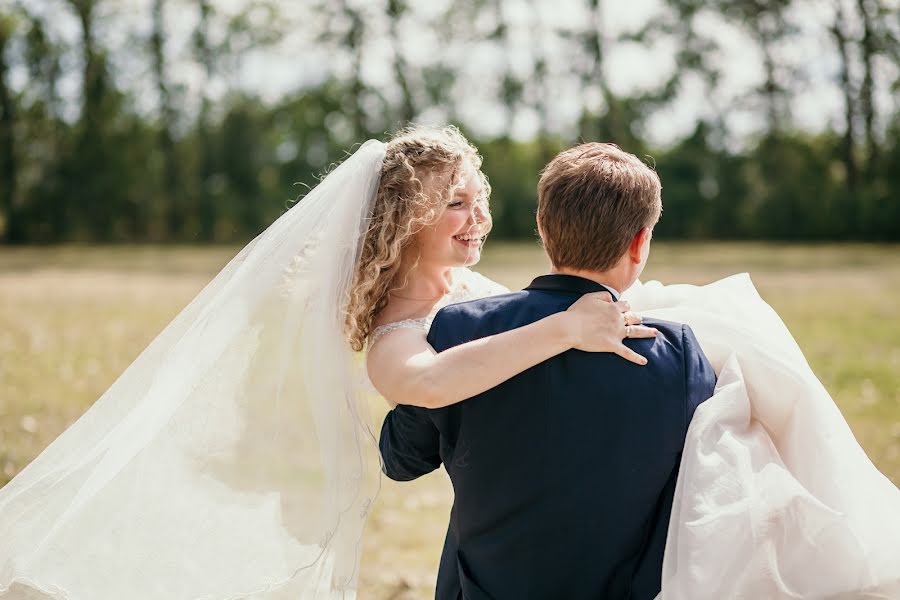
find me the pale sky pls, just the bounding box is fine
[16,0,899,150]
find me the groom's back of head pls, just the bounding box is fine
[537,142,662,271]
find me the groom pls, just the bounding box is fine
[379,143,717,599]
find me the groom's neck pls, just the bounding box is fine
[550,265,630,298]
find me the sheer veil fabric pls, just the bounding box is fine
[623,275,900,600]
[0,140,388,599]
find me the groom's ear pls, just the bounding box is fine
[628,227,651,264]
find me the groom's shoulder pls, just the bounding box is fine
[640,317,688,340]
[639,317,703,355]
[427,291,530,348]
[434,290,529,323]
[637,317,716,418]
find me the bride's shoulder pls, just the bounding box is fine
[452,267,510,297]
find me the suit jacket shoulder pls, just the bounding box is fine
[427,290,527,352]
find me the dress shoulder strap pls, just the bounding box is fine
[368,317,430,347]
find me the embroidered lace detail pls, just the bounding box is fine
[369,318,430,346]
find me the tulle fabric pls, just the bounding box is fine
[0,141,388,599]
[623,275,900,600]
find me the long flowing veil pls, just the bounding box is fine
[0,140,387,599]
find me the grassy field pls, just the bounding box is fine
[1,242,899,599]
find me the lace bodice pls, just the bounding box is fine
[368,268,509,347]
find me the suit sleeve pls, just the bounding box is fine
[425,306,457,352]
[379,404,442,481]
[377,309,458,482]
[681,324,717,433]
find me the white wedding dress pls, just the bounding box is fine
[627,275,900,600]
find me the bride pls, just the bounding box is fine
[0,125,651,600]
[1,124,898,599]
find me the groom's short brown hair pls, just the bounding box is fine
[537,143,662,272]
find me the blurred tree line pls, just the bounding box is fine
[0,0,897,244]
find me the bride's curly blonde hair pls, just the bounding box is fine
[345,124,490,351]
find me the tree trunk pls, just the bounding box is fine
[830,1,858,193]
[525,0,554,163]
[581,0,622,143]
[345,3,368,137]
[69,0,114,240]
[71,0,102,130]
[195,0,216,241]
[0,16,18,243]
[759,32,782,134]
[151,0,181,239]
[856,0,878,168]
[492,0,519,136]
[387,0,415,124]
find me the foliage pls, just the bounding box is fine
[0,0,897,243]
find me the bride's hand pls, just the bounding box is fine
[563,292,657,365]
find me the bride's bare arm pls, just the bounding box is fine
[366,292,657,409]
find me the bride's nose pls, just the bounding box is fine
[470,202,488,225]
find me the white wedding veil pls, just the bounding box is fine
[0,140,387,599]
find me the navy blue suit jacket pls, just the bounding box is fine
[379,274,716,600]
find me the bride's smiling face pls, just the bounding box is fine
[415,164,490,268]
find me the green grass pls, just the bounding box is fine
[1,242,898,598]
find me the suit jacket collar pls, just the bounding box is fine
[525,274,620,301]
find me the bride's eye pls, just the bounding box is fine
[447,200,465,209]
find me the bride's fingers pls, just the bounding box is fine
[614,300,631,313]
[615,344,649,366]
[568,292,613,313]
[623,311,642,325]
[625,325,657,338]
